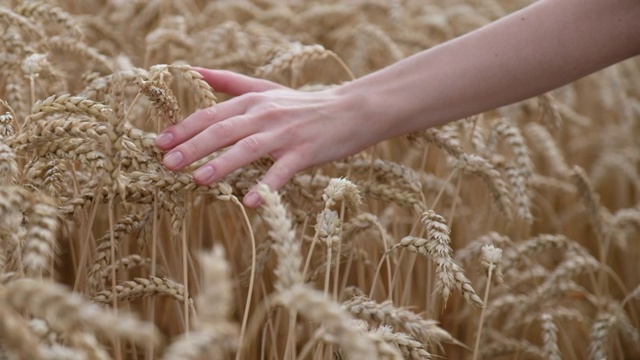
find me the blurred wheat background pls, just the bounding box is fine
[0,0,639,359]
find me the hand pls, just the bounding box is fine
[155,68,377,208]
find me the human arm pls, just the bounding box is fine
[339,0,640,139]
[156,0,640,207]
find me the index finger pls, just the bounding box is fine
[193,68,284,96]
[155,97,247,150]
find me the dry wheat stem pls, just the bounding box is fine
[472,244,502,360]
[220,192,255,360]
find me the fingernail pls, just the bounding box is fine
[156,132,173,147]
[193,165,215,183]
[163,151,183,168]
[243,192,261,208]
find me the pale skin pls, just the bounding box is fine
[156,0,640,208]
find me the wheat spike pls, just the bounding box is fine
[135,77,181,125]
[93,276,191,305]
[3,278,162,349]
[342,295,463,347]
[541,313,562,360]
[255,184,303,291]
[277,284,381,360]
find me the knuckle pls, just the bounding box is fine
[258,102,283,116]
[194,107,216,123]
[239,137,261,154]
[241,92,263,106]
[210,157,226,173]
[253,103,286,123]
[202,106,217,120]
[212,120,234,138]
[180,141,200,158]
[282,121,302,138]
[270,161,292,179]
[247,92,266,102]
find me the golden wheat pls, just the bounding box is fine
[0,0,637,359]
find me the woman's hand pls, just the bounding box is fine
[155,68,376,208]
[157,1,640,209]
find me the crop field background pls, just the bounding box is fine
[0,0,639,359]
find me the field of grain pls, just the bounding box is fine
[0,0,639,359]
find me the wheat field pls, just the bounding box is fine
[0,0,639,359]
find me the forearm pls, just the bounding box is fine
[338,0,640,140]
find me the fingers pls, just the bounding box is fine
[156,68,284,150]
[192,133,276,184]
[162,114,257,171]
[189,135,306,209]
[243,154,304,208]
[156,98,248,150]
[193,68,284,96]
[157,68,284,151]
[158,68,305,208]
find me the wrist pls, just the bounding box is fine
[330,82,397,147]
[334,81,399,141]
